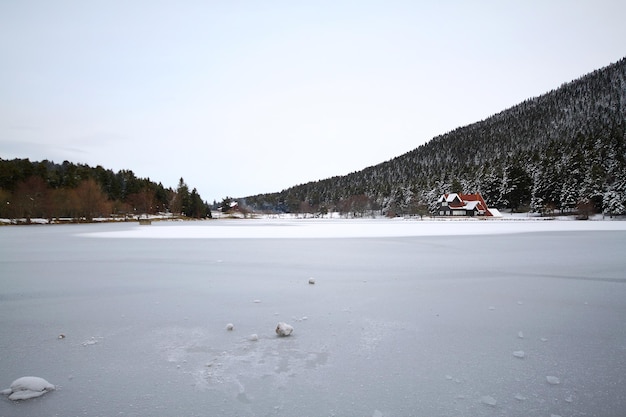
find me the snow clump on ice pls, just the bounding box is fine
[2,376,55,401]
[275,322,294,337]
[546,375,561,385]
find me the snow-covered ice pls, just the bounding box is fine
[1,219,626,416]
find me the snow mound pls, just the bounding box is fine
[275,322,294,337]
[2,376,55,401]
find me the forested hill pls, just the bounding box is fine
[243,57,626,216]
[0,159,210,221]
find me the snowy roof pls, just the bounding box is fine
[464,201,481,210]
[438,193,462,203]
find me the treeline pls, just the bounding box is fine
[242,57,626,217]
[0,159,211,222]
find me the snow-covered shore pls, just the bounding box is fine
[81,216,626,239]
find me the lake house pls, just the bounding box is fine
[436,193,496,217]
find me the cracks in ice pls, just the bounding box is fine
[153,325,330,405]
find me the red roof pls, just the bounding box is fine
[459,193,493,216]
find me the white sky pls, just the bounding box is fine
[1,1,625,203]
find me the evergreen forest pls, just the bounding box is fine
[243,58,626,217]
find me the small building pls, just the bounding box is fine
[436,193,496,217]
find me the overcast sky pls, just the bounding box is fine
[1,1,625,203]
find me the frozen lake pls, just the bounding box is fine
[1,219,626,417]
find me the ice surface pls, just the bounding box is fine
[480,395,497,406]
[1,220,626,416]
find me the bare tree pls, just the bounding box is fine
[74,179,110,221]
[13,176,49,223]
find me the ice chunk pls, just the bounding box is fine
[248,334,259,341]
[514,393,527,401]
[513,350,525,358]
[2,377,55,401]
[275,322,294,337]
[480,395,497,406]
[518,331,524,339]
[546,376,560,385]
